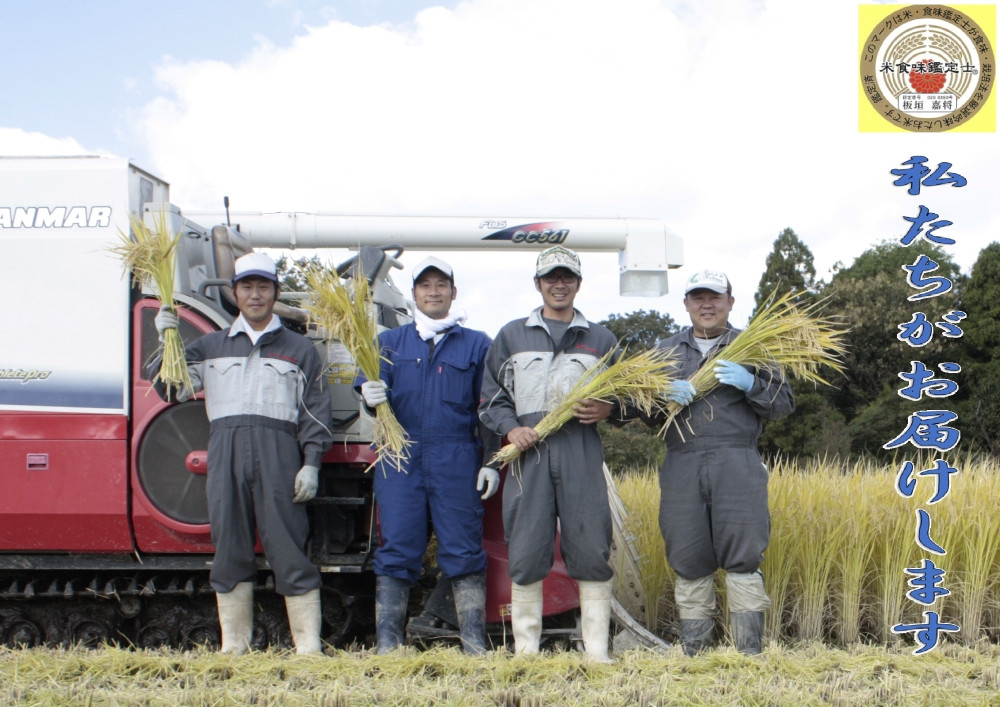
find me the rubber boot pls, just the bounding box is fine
[376,575,410,655]
[452,572,488,655]
[578,579,613,663]
[285,588,323,655]
[216,582,253,656]
[510,580,543,655]
[679,618,715,656]
[730,611,765,655]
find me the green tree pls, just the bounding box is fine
[274,254,325,293]
[758,380,851,459]
[754,227,819,315]
[600,309,679,351]
[823,240,963,422]
[954,242,1000,455]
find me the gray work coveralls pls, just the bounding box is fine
[479,307,623,585]
[653,325,794,581]
[156,317,333,596]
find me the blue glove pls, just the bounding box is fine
[714,360,754,393]
[663,380,696,406]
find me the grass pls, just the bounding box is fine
[5,642,1000,705]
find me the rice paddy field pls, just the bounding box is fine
[6,455,1000,706]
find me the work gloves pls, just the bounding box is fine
[663,380,696,406]
[154,305,179,342]
[477,467,500,500]
[714,359,754,393]
[293,464,320,503]
[361,380,388,407]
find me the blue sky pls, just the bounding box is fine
[1,1,458,163]
[3,0,998,336]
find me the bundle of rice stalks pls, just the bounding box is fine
[109,212,192,401]
[489,346,675,467]
[303,266,410,471]
[658,289,847,437]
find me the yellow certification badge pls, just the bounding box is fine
[859,4,996,132]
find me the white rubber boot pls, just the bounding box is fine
[578,579,613,663]
[510,581,543,655]
[216,582,254,656]
[285,588,323,655]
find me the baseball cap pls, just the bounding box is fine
[684,269,731,295]
[535,246,582,278]
[233,252,278,284]
[412,256,454,282]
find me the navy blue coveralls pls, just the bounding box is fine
[358,323,494,584]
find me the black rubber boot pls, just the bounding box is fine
[730,611,765,655]
[679,618,715,656]
[452,572,488,655]
[375,575,410,655]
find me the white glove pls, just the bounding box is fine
[477,467,500,500]
[361,380,388,407]
[154,306,179,343]
[292,464,319,503]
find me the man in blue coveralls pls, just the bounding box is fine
[357,256,499,655]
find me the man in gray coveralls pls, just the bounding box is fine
[153,252,333,655]
[650,269,794,656]
[479,245,623,662]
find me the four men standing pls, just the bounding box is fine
[155,248,793,658]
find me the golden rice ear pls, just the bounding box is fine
[658,289,847,439]
[303,266,410,471]
[109,211,192,397]
[488,346,677,467]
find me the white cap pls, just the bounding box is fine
[535,245,582,277]
[233,252,278,284]
[412,256,454,282]
[684,269,731,295]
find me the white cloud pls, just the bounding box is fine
[118,0,1000,335]
[0,128,96,157]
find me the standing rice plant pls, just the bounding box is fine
[868,475,920,643]
[658,290,847,438]
[303,266,410,471]
[762,457,799,642]
[108,212,192,401]
[829,461,878,644]
[616,468,672,632]
[790,469,847,641]
[939,454,1000,645]
[489,346,675,468]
